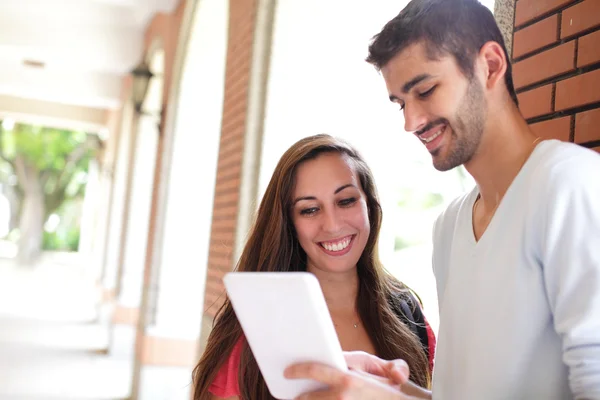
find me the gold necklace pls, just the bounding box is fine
[473,136,543,223]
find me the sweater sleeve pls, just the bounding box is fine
[209,337,244,398]
[540,153,600,399]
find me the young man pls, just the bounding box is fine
[286,0,600,398]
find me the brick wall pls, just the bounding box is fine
[204,0,259,317]
[512,0,600,153]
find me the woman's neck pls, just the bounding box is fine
[307,265,359,312]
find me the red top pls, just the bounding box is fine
[209,323,437,398]
[423,313,437,372]
[209,337,244,397]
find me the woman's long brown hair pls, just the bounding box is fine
[192,134,430,399]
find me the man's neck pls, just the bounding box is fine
[307,265,359,312]
[464,102,539,208]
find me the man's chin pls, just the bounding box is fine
[431,153,460,172]
[432,162,456,172]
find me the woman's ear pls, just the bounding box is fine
[478,41,507,90]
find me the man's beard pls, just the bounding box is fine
[431,78,487,172]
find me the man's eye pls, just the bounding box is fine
[418,86,436,98]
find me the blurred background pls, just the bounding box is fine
[4,0,589,399]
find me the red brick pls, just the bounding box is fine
[216,163,242,182]
[517,84,554,119]
[211,218,237,231]
[578,30,600,68]
[214,177,241,193]
[213,191,240,206]
[555,69,600,111]
[513,41,576,89]
[206,267,226,282]
[211,231,235,243]
[212,204,238,218]
[575,108,600,143]
[530,116,572,141]
[513,15,559,59]
[206,0,256,322]
[217,151,243,170]
[515,0,574,27]
[204,290,225,317]
[204,284,224,298]
[561,0,600,39]
[210,240,234,253]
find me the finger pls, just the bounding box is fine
[344,351,410,385]
[285,363,345,386]
[344,351,389,376]
[351,367,407,389]
[400,380,432,399]
[385,359,410,385]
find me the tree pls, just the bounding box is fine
[0,121,100,265]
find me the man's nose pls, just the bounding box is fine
[403,102,427,133]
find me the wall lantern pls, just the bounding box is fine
[131,60,154,114]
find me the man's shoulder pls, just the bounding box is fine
[534,140,599,169]
[531,140,600,190]
[434,188,476,233]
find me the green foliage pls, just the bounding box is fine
[394,236,411,251]
[1,124,89,170]
[42,230,61,250]
[397,188,444,210]
[43,227,80,252]
[0,121,96,213]
[0,120,99,253]
[393,187,447,252]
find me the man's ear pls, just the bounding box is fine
[478,41,507,90]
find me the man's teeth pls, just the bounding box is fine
[321,238,351,252]
[421,128,444,143]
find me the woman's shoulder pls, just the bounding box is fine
[385,279,436,371]
[386,279,419,312]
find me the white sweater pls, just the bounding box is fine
[431,140,600,399]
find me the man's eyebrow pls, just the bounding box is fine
[388,73,433,102]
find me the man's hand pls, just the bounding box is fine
[344,351,410,385]
[284,357,431,400]
[284,362,407,400]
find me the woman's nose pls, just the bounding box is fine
[321,208,341,233]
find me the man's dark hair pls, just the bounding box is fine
[366,0,518,106]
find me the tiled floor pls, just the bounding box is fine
[0,256,133,400]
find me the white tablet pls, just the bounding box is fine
[223,272,347,400]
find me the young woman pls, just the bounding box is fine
[193,134,435,399]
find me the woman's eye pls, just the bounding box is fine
[300,207,318,216]
[418,86,436,98]
[339,198,357,207]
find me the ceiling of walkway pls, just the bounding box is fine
[0,0,178,129]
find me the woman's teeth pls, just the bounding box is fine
[321,237,351,252]
[421,127,444,143]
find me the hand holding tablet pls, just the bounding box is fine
[223,272,347,399]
